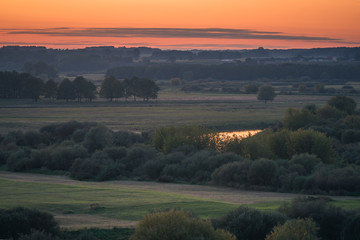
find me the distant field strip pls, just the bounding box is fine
[0,94,335,133]
[1,172,359,229]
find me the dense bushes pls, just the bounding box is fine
[131,209,235,240]
[0,207,59,239]
[212,206,286,240]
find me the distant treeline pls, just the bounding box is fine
[1,45,359,74]
[0,71,159,102]
[107,63,360,81]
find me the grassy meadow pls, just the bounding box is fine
[1,172,359,230]
[0,90,343,134]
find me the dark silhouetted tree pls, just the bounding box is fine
[57,78,75,102]
[257,85,276,104]
[100,76,123,101]
[43,79,58,102]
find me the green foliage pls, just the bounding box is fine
[212,206,286,240]
[0,207,59,239]
[7,148,33,171]
[257,85,276,103]
[343,115,360,129]
[131,209,236,240]
[327,95,357,115]
[211,159,252,186]
[286,129,337,163]
[317,105,346,120]
[283,107,316,130]
[313,165,360,193]
[289,153,321,175]
[265,218,319,240]
[279,197,346,240]
[248,158,278,186]
[47,144,88,170]
[100,76,124,101]
[84,125,113,152]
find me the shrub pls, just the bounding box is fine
[47,145,88,170]
[283,107,316,130]
[265,218,319,240]
[103,146,127,161]
[286,129,337,163]
[344,210,360,240]
[327,95,357,115]
[279,197,346,240]
[317,105,346,120]
[84,125,113,152]
[248,158,278,186]
[6,148,33,171]
[341,129,360,143]
[0,207,59,239]
[211,160,252,186]
[212,206,286,240]
[123,145,159,175]
[23,131,43,148]
[131,209,235,240]
[113,131,145,147]
[313,165,360,193]
[289,153,321,175]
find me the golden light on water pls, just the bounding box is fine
[218,130,262,140]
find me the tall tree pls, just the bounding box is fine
[22,75,44,102]
[100,76,123,101]
[43,79,58,102]
[72,76,88,102]
[257,85,276,104]
[57,78,75,102]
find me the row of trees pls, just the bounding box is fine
[0,71,160,102]
[100,76,160,101]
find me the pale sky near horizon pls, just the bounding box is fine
[1,0,359,49]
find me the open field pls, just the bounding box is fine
[0,171,359,229]
[0,92,350,134]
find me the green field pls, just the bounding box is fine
[1,172,359,230]
[0,91,346,134]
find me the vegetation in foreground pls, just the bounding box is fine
[0,96,360,195]
[1,196,359,240]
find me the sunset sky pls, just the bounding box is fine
[1,0,359,50]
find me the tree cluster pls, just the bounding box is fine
[0,71,96,102]
[100,76,159,102]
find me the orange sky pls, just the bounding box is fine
[1,0,359,49]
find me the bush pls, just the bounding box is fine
[23,131,43,148]
[0,207,59,239]
[279,197,346,240]
[84,125,113,152]
[123,145,158,174]
[131,209,235,240]
[283,107,316,130]
[211,160,252,186]
[248,159,278,186]
[113,131,145,147]
[341,129,360,143]
[327,95,357,115]
[212,206,286,240]
[313,165,360,193]
[289,153,321,175]
[265,218,319,240]
[344,210,360,240]
[47,145,88,170]
[7,148,33,171]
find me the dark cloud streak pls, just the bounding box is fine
[6,27,340,41]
